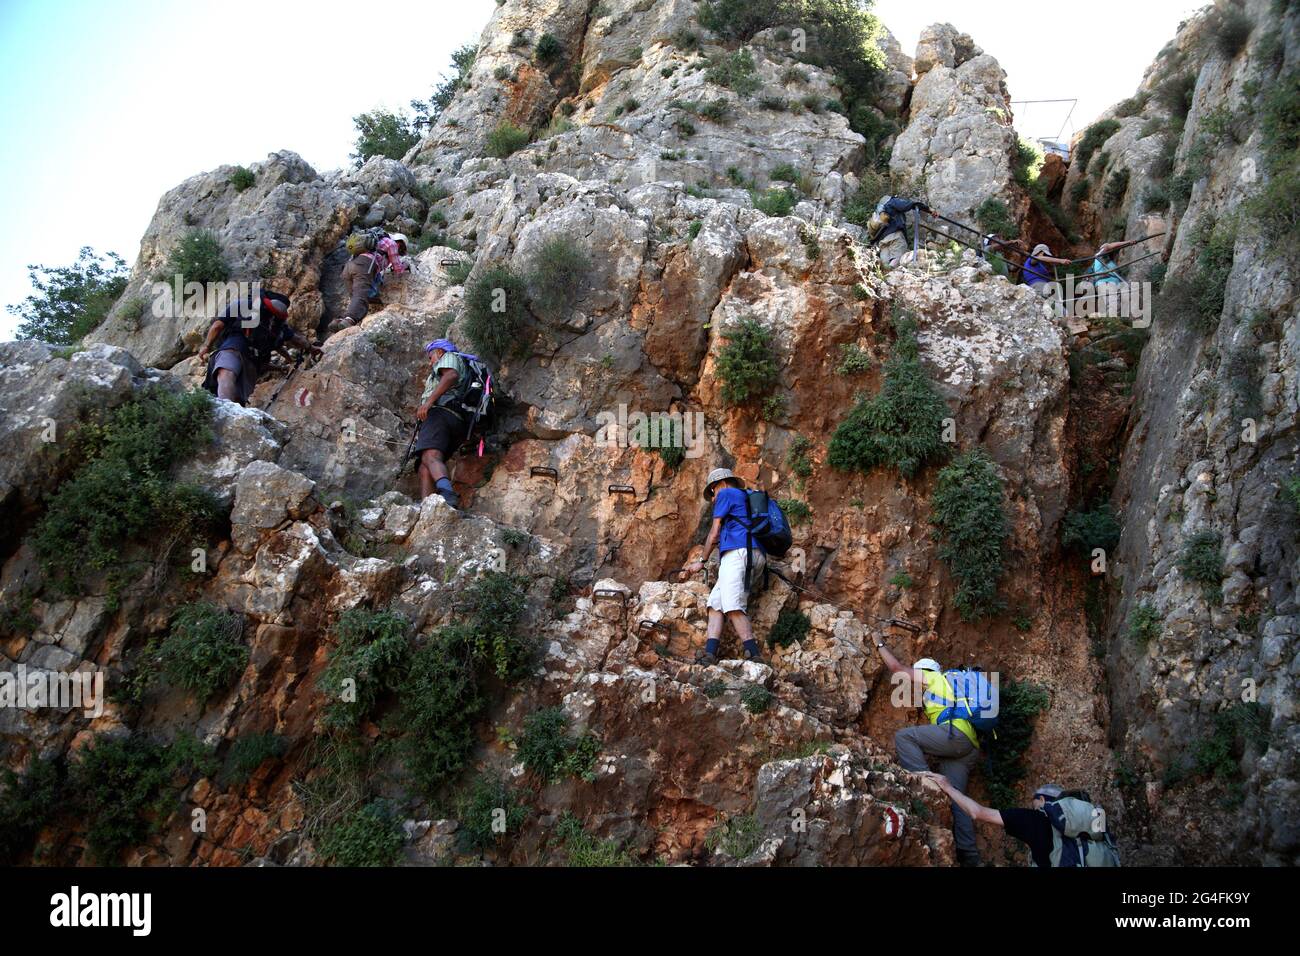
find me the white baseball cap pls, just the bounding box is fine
[913,658,941,672]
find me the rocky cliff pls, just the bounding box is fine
[1,0,1295,866]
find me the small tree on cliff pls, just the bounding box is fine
[351,109,421,166]
[8,247,128,345]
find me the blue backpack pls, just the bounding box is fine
[741,489,792,558]
[935,668,999,733]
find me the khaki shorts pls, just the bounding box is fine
[707,547,765,614]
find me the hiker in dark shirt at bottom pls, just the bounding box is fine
[918,774,1120,867]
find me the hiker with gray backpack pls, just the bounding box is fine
[686,468,792,667]
[918,775,1121,867]
[874,644,997,866]
[408,338,495,508]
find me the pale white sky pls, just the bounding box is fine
[0,0,1201,340]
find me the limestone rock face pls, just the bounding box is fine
[1085,0,1299,864]
[0,341,143,527]
[85,151,430,369]
[4,0,1293,868]
[891,34,1017,222]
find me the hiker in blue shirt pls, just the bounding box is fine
[685,467,766,666]
[1088,241,1127,285]
[1022,243,1071,297]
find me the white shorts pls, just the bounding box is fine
[707,548,765,614]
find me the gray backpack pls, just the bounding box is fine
[1037,796,1121,868]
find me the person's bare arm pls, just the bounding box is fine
[687,517,723,574]
[417,368,459,421]
[197,319,225,363]
[922,772,1004,826]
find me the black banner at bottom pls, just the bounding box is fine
[4,865,1275,942]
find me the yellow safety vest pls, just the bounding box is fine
[921,670,979,748]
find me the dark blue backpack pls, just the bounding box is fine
[936,668,999,732]
[742,489,792,558]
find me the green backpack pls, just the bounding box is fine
[346,228,387,257]
[1037,796,1121,868]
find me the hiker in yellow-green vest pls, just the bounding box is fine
[874,640,983,866]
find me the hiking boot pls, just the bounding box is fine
[694,650,717,666]
[957,850,982,868]
[744,649,765,665]
[438,488,460,509]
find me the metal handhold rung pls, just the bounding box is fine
[608,484,636,495]
[530,466,559,480]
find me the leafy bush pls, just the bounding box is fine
[1246,70,1300,246]
[1075,120,1121,175]
[778,498,812,525]
[1143,183,1171,212]
[390,624,482,796]
[976,198,1017,237]
[786,435,813,478]
[1154,73,1196,119]
[158,603,247,701]
[716,317,779,405]
[1127,601,1162,649]
[1061,505,1122,554]
[527,236,590,320]
[462,571,535,680]
[705,813,762,858]
[70,734,216,864]
[32,387,218,595]
[485,122,531,158]
[1102,167,1130,207]
[706,49,760,95]
[828,317,948,478]
[229,166,256,191]
[8,247,128,345]
[1179,530,1224,605]
[767,607,811,648]
[1207,5,1253,59]
[1158,216,1235,332]
[740,684,773,714]
[752,186,796,216]
[518,707,601,783]
[218,733,286,787]
[770,162,799,183]
[836,343,872,376]
[1013,136,1045,187]
[456,774,530,852]
[317,607,411,729]
[700,0,884,142]
[0,757,64,864]
[929,450,1009,621]
[984,681,1050,806]
[351,108,420,165]
[553,813,639,866]
[165,229,229,286]
[463,265,529,360]
[318,799,404,866]
[535,32,563,64]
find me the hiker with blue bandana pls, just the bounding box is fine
[413,338,473,507]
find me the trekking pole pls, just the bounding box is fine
[394,422,419,481]
[264,351,305,409]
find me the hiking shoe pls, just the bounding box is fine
[957,850,982,868]
[694,651,717,666]
[744,649,765,665]
[438,488,460,509]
